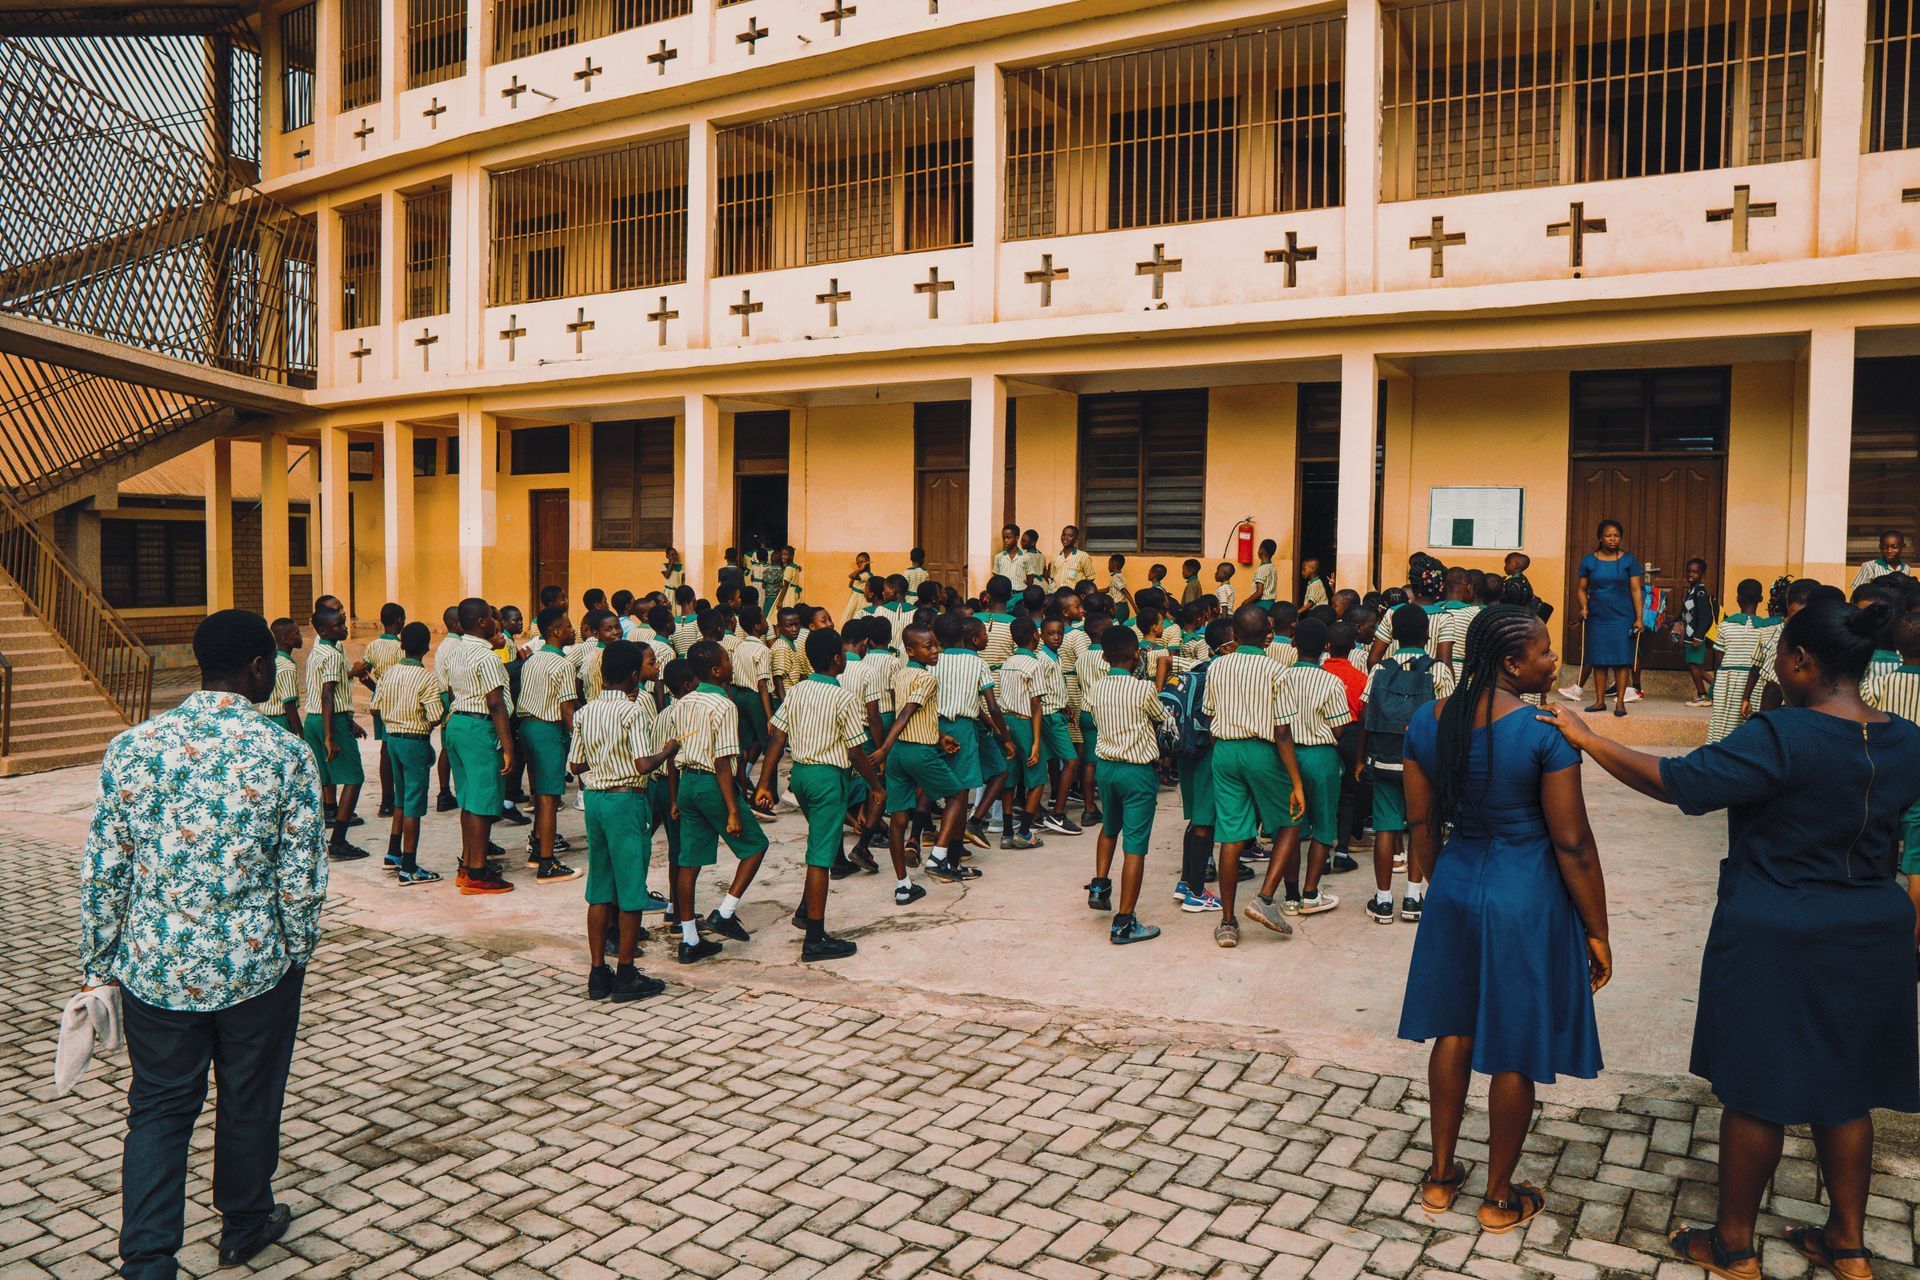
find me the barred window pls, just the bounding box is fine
[491,0,692,62]
[1870,0,1920,152]
[283,214,317,385]
[489,136,688,305]
[1078,390,1208,555]
[511,425,571,475]
[403,184,451,319]
[407,0,467,88]
[280,2,316,130]
[592,419,675,548]
[341,0,380,111]
[339,204,381,329]
[716,81,973,275]
[102,520,206,610]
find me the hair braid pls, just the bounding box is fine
[1431,604,1541,826]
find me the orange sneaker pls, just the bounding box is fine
[459,867,514,895]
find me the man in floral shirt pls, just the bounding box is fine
[83,609,327,1279]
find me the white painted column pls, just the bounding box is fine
[380,187,403,368]
[316,204,339,385]
[685,119,716,347]
[681,393,724,594]
[313,0,340,161]
[317,423,353,607]
[970,59,1005,324]
[457,404,497,599]
[453,158,483,368]
[382,418,417,616]
[204,437,235,612]
[378,0,399,138]
[967,373,1009,595]
[1336,350,1379,594]
[260,430,291,620]
[1801,326,1857,582]
[1342,0,1382,295]
[1817,0,1868,258]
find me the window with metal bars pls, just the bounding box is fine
[407,0,467,88]
[592,420,675,548]
[102,520,206,609]
[1077,391,1209,555]
[403,184,452,319]
[339,204,381,329]
[1381,0,1815,200]
[1570,369,1729,455]
[341,0,380,110]
[279,2,315,130]
[1869,0,1920,152]
[1849,358,1920,563]
[1005,19,1344,242]
[490,0,692,62]
[511,425,572,474]
[283,214,318,385]
[489,136,688,305]
[716,81,973,276]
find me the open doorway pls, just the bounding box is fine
[736,474,789,557]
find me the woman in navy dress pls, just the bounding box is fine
[1400,605,1611,1234]
[1575,519,1645,716]
[1546,599,1920,1280]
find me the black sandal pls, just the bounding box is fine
[1419,1159,1474,1216]
[1477,1183,1544,1234]
[1668,1226,1760,1280]
[1585,703,1607,712]
[1789,1226,1875,1278]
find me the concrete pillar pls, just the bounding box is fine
[312,0,340,159]
[685,119,716,346]
[377,0,399,136]
[1380,373,1415,587]
[457,404,497,599]
[1342,0,1382,295]
[260,431,291,620]
[67,504,103,589]
[1816,0,1868,258]
[380,187,403,361]
[967,373,1009,595]
[382,418,416,616]
[205,438,235,612]
[970,59,1006,324]
[1801,326,1857,583]
[317,424,352,615]
[453,158,483,368]
[681,394,724,593]
[1336,350,1379,594]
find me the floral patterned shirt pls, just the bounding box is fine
[82,689,328,1012]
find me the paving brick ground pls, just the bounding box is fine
[6,830,1920,1280]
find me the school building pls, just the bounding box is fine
[3,0,1920,764]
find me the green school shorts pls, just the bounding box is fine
[1040,712,1075,767]
[1901,801,1920,878]
[940,717,983,791]
[673,768,770,867]
[584,789,653,910]
[789,762,851,868]
[1684,641,1709,666]
[975,718,1008,783]
[1295,744,1343,847]
[1006,720,1047,791]
[302,711,364,788]
[1096,759,1161,856]
[885,740,963,813]
[443,713,504,817]
[1372,771,1408,834]
[516,717,569,797]
[1077,710,1100,762]
[1177,750,1216,828]
[372,711,387,743]
[645,776,680,864]
[1211,736,1297,845]
[386,734,435,818]
[731,686,768,753]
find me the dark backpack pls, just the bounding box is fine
[1158,662,1214,759]
[1363,655,1437,767]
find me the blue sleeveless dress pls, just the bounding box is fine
[1398,704,1603,1083]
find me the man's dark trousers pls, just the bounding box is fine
[119,966,304,1280]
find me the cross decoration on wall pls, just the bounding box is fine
[1263,231,1317,288]
[914,266,955,319]
[1024,255,1068,307]
[737,16,768,51]
[820,0,856,34]
[348,338,371,384]
[352,118,374,150]
[1705,185,1777,252]
[648,296,679,346]
[647,40,677,75]
[1135,244,1182,300]
[499,315,525,361]
[574,58,602,89]
[1546,201,1607,270]
[422,97,446,127]
[730,290,764,336]
[815,279,851,327]
[413,328,438,371]
[566,307,595,353]
[1409,216,1465,278]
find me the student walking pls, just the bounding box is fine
[1083,626,1169,943]
[370,622,448,885]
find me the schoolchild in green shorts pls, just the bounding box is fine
[873,623,978,896]
[370,622,446,884]
[959,615,1018,850]
[257,617,302,733]
[1084,626,1169,944]
[434,604,462,812]
[996,617,1052,850]
[1174,619,1236,914]
[730,606,776,809]
[668,640,771,964]
[1353,604,1455,926]
[363,602,407,817]
[517,605,584,883]
[1247,617,1352,930]
[302,604,369,860]
[440,596,518,895]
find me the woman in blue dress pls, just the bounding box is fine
[1401,604,1612,1234]
[1575,519,1645,717]
[1545,598,1920,1280]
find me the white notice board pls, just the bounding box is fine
[1428,487,1524,550]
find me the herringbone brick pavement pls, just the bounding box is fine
[5,831,1918,1280]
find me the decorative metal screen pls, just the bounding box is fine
[403,184,451,318]
[1005,19,1345,241]
[490,0,693,62]
[1382,0,1817,200]
[715,81,973,275]
[340,0,380,110]
[407,0,467,87]
[488,135,688,305]
[339,203,381,329]
[1869,0,1920,151]
[280,2,315,129]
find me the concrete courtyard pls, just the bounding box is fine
[5,737,1920,1280]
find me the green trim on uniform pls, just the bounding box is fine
[885,740,962,813]
[387,734,435,817]
[1076,709,1100,762]
[1372,772,1408,834]
[1096,759,1160,855]
[1211,736,1296,844]
[517,717,569,797]
[940,716,984,790]
[301,711,364,787]
[1005,719,1047,791]
[974,717,1008,782]
[1295,743,1343,846]
[1177,749,1216,827]
[789,762,851,868]
[674,769,770,867]
[584,789,653,909]
[444,714,504,816]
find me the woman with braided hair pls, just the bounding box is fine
[1400,604,1611,1234]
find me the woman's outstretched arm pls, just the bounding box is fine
[1541,762,1612,992]
[1536,704,1672,803]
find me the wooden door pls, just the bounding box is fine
[1565,458,1723,668]
[915,402,970,589]
[530,489,570,610]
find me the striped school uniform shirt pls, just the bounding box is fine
[1036,647,1068,715]
[1284,662,1354,747]
[1265,638,1297,668]
[997,650,1045,720]
[1181,635,1211,667]
[1853,559,1909,589]
[304,641,352,713]
[892,664,942,745]
[772,636,813,689]
[517,644,577,722]
[1708,615,1776,740]
[1867,650,1904,689]
[1202,650,1298,742]
[635,628,677,680]
[573,642,611,702]
[935,648,995,719]
[1089,669,1168,764]
[1864,666,1920,722]
[441,635,511,715]
[371,661,448,735]
[1051,549,1094,591]
[1073,633,1112,698]
[902,566,929,594]
[672,684,740,771]
[1251,563,1278,603]
[1018,550,1048,588]
[991,550,1024,585]
[1216,583,1237,612]
[568,691,663,789]
[1438,605,1483,676]
[670,615,702,657]
[256,651,299,717]
[860,650,901,713]
[771,675,869,768]
[978,615,1016,669]
[732,637,773,695]
[364,634,403,679]
[1059,628,1093,709]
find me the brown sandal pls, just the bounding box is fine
[1789,1227,1875,1280]
[1419,1160,1474,1215]
[1477,1182,1545,1234]
[1668,1225,1761,1280]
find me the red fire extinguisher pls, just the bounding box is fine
[1234,519,1256,566]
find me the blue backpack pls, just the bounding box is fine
[1158,661,1214,759]
[1363,655,1437,767]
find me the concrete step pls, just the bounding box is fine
[0,741,120,776]
[9,677,101,706]
[4,720,125,754]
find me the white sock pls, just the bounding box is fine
[680,920,698,944]
[897,876,913,891]
[1374,890,1392,906]
[929,845,947,865]
[719,893,741,918]
[1407,881,1426,901]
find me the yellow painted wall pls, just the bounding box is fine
[792,402,917,602]
[1725,362,1799,603]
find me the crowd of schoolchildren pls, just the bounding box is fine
[255,521,1920,1001]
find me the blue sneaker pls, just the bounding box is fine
[1110,916,1161,945]
[395,866,441,886]
[638,888,670,913]
[1176,885,1222,913]
[383,852,405,871]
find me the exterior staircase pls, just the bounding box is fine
[0,579,133,775]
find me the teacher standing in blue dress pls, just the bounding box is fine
[1575,519,1645,717]
[1545,598,1920,1280]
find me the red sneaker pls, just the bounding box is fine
[459,867,514,895]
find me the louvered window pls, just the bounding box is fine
[592,419,674,548]
[1078,390,1208,554]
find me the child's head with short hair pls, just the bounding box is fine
[1148,562,1167,583]
[1686,557,1708,583]
[804,627,845,676]
[583,588,607,612]
[1011,616,1039,650]
[1392,604,1431,648]
[646,603,673,634]
[673,584,695,610]
[1108,553,1126,572]
[1504,551,1531,574]
[1269,601,1299,637]
[1183,559,1202,580]
[1213,562,1234,583]
[1099,625,1140,668]
[663,657,697,698]
[1021,529,1039,550]
[1001,523,1019,548]
[1736,578,1764,611]
[1040,617,1064,650]
[380,602,405,632]
[1204,618,1234,651]
[271,617,302,650]
[611,589,634,618]
[442,604,461,632]
[777,607,801,638]
[687,639,731,686]
[400,621,432,657]
[1259,539,1277,560]
[910,546,926,566]
[697,610,725,641]
[583,609,618,644]
[498,605,523,636]
[601,640,646,692]
[1293,617,1329,663]
[539,584,566,610]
